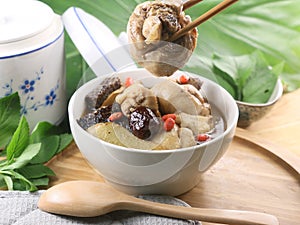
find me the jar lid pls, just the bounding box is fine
[62,7,136,77]
[0,0,54,44]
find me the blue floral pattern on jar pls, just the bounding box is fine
[45,90,57,106]
[1,67,60,116]
[2,79,13,97]
[21,80,36,94]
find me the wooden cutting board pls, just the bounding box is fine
[47,89,300,225]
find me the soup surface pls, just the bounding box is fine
[77,74,225,150]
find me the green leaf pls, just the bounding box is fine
[11,180,28,191]
[213,52,255,100]
[0,93,21,148]
[17,164,55,179]
[30,136,60,164]
[0,174,6,189]
[30,177,50,187]
[3,175,13,190]
[0,170,36,191]
[9,171,37,191]
[56,133,73,154]
[212,50,282,103]
[30,121,63,143]
[243,58,284,103]
[0,158,7,167]
[3,143,41,170]
[30,121,73,155]
[6,116,30,160]
[212,65,238,99]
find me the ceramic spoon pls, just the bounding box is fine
[38,181,279,225]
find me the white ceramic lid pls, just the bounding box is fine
[0,0,54,44]
[62,7,136,77]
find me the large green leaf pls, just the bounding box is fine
[40,0,300,97]
[0,93,20,148]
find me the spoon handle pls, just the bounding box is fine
[122,197,279,225]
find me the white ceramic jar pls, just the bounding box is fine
[0,0,66,130]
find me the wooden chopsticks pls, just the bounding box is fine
[183,0,203,10]
[169,0,238,42]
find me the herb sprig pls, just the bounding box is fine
[212,50,284,103]
[0,93,73,191]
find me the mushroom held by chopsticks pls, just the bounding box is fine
[127,0,198,77]
[127,0,238,77]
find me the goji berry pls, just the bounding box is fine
[164,118,175,131]
[109,112,123,122]
[162,114,176,121]
[125,77,134,87]
[196,134,210,142]
[178,75,189,84]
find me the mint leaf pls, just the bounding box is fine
[0,93,21,148]
[30,121,62,143]
[30,177,49,187]
[3,143,41,170]
[3,175,13,190]
[6,116,30,161]
[11,180,28,191]
[0,174,6,188]
[0,92,73,191]
[0,159,7,167]
[30,136,59,164]
[9,170,37,191]
[57,133,73,154]
[17,164,55,179]
[30,122,73,159]
[0,170,37,191]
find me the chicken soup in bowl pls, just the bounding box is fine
[68,68,238,195]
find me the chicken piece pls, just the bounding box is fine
[127,0,198,77]
[115,83,160,117]
[151,79,207,115]
[181,84,211,116]
[176,112,214,135]
[142,16,162,44]
[183,76,203,90]
[182,84,205,104]
[179,127,197,148]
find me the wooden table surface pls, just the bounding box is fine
[47,88,300,225]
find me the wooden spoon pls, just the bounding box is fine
[38,180,279,225]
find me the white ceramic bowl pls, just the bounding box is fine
[68,68,239,196]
